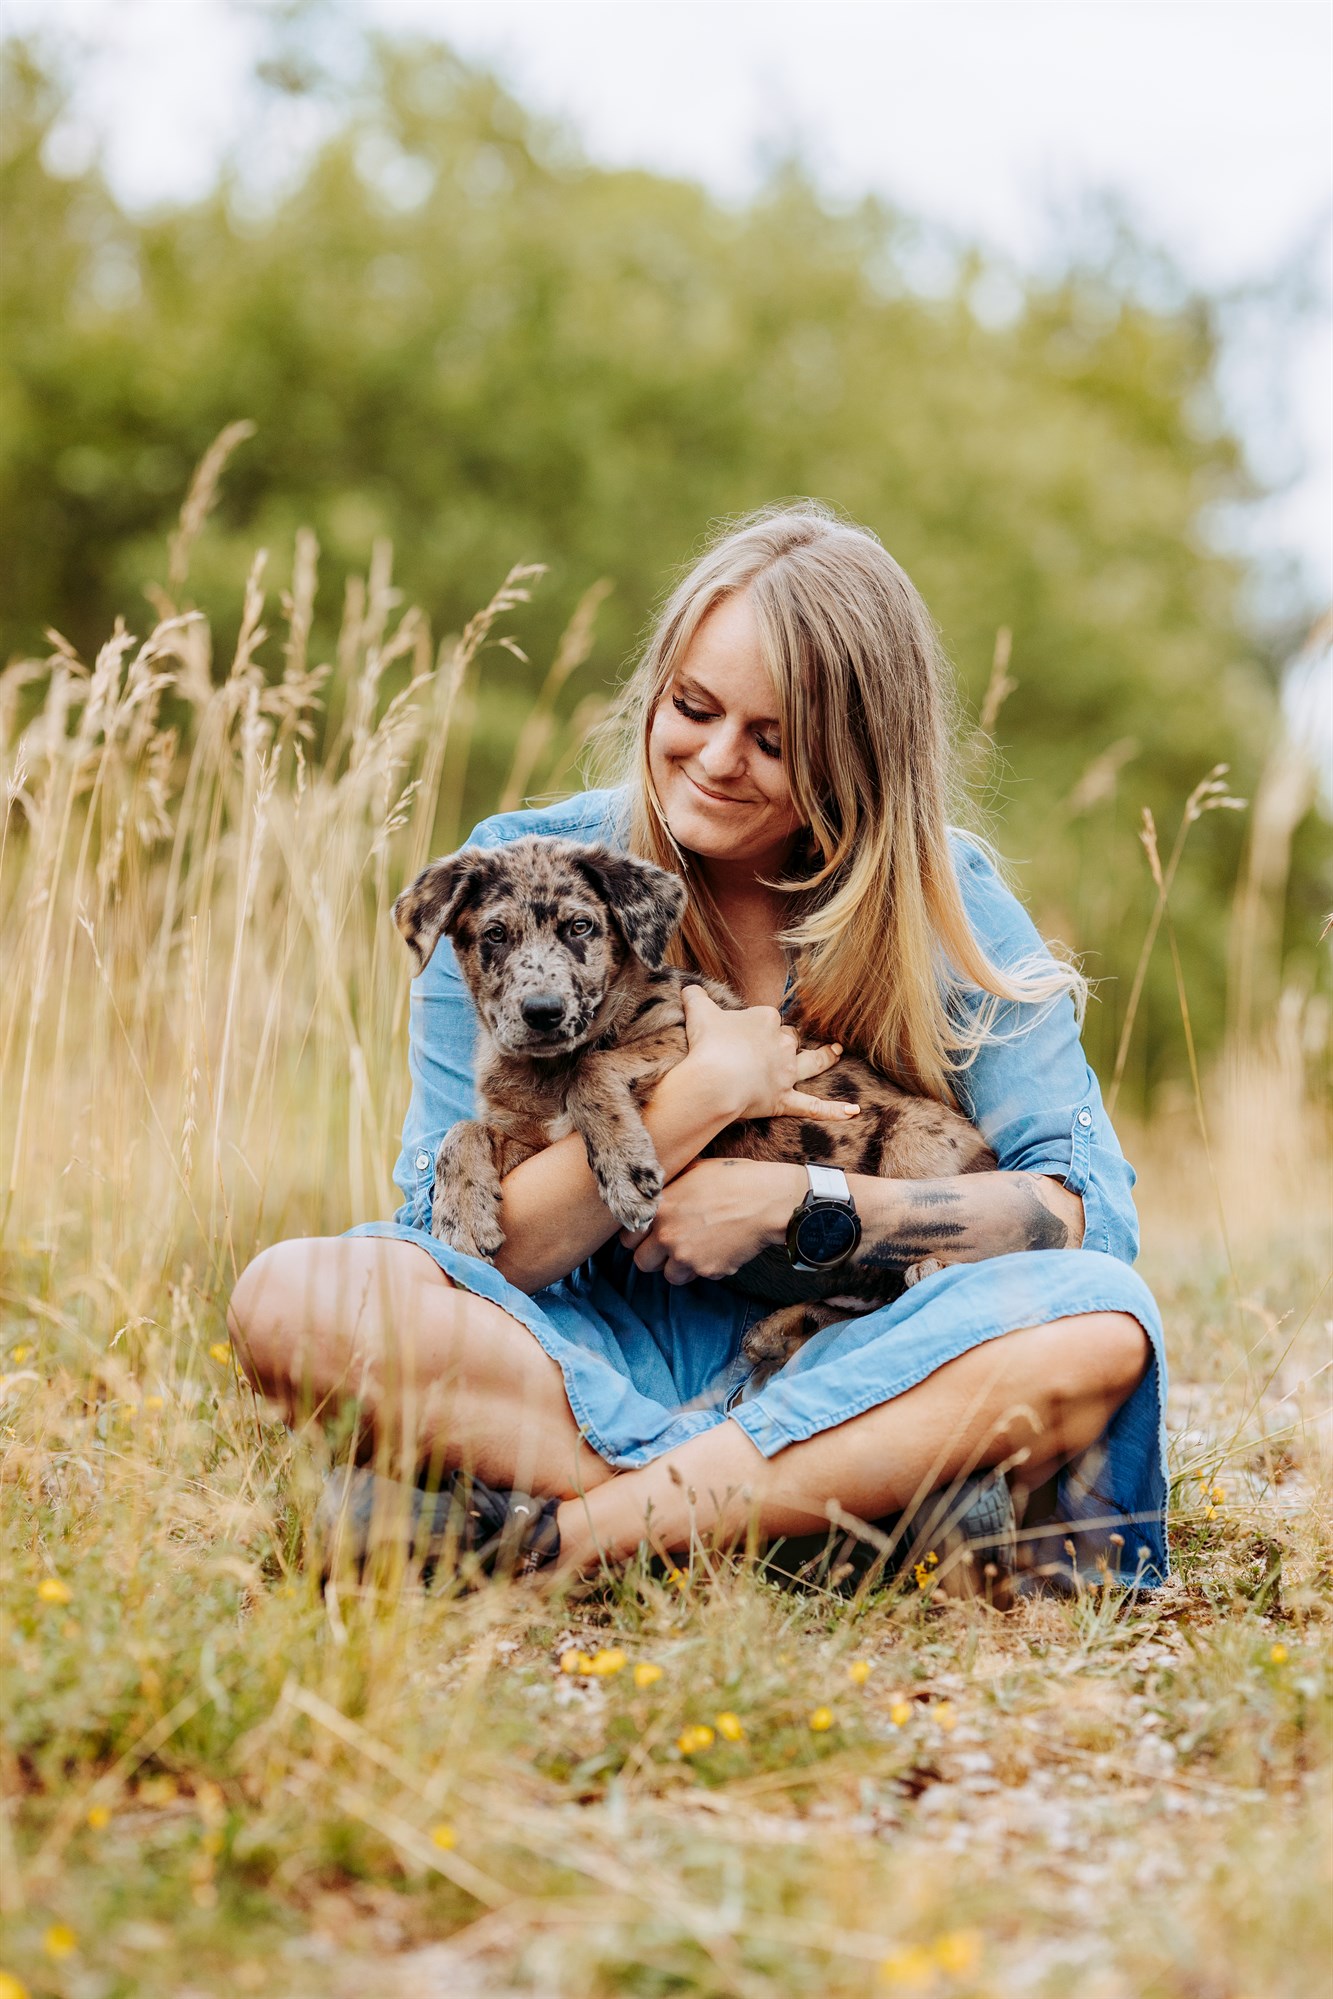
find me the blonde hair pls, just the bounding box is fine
[594,501,1085,1105]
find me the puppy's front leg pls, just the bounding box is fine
[432,1119,508,1260]
[566,1061,665,1234]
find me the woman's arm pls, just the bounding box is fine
[847,1168,1085,1269]
[621,1156,1083,1285]
[494,988,855,1295]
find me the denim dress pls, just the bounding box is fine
[346,788,1169,1587]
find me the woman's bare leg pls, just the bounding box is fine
[552,1312,1150,1572]
[226,1236,614,1500]
[229,1250,1148,1576]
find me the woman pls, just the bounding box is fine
[228,504,1166,1590]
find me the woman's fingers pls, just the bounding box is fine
[773,1087,861,1120]
[680,983,721,1039]
[793,1040,842,1081]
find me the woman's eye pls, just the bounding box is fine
[567,916,594,937]
[482,923,507,944]
[672,694,712,724]
[755,735,782,761]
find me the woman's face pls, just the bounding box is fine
[647,590,803,874]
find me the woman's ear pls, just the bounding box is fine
[573,846,687,968]
[392,849,491,972]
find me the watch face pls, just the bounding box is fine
[794,1203,860,1268]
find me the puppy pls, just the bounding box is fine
[393,837,995,1370]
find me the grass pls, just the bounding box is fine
[1,479,1330,1997]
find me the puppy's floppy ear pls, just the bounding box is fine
[393,848,491,973]
[573,846,687,969]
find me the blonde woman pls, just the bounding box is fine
[229,504,1165,1591]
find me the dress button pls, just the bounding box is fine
[1077,1109,1092,1128]
[415,1150,432,1172]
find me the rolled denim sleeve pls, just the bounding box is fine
[948,835,1140,1265]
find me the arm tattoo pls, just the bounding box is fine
[857,1172,1071,1273]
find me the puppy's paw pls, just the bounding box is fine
[741,1305,815,1367]
[595,1155,664,1235]
[432,1202,505,1263]
[903,1256,946,1289]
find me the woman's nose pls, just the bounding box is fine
[697,725,747,777]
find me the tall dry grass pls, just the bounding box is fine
[1,453,1329,1998]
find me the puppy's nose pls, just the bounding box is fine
[520,992,566,1033]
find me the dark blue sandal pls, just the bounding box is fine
[315,1465,561,1583]
[762,1469,1017,1602]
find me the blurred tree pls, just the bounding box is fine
[0,34,1324,1091]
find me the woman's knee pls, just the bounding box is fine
[227,1238,312,1385]
[1085,1311,1152,1403]
[226,1235,370,1396]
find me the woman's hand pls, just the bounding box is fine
[677,984,859,1123]
[620,1157,807,1283]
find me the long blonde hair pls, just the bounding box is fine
[594,501,1084,1104]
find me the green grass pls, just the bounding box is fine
[2,1217,1329,1999]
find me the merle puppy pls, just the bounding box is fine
[393,836,995,1368]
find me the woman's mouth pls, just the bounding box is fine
[683,770,751,806]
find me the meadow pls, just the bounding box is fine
[1,469,1329,1999]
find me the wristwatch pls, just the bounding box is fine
[786,1164,862,1273]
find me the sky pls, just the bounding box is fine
[4,0,1332,608]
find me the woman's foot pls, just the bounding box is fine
[762,1469,1018,1602]
[314,1465,562,1583]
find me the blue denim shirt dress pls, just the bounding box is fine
[346,787,1169,1587]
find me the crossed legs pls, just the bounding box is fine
[227,1236,1150,1575]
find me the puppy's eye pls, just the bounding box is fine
[482,922,507,944]
[567,916,595,937]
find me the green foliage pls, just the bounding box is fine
[0,33,1324,1091]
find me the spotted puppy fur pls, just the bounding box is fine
[393,836,995,1372]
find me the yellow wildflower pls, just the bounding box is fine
[808,1706,835,1733]
[715,1710,745,1742]
[667,1567,687,1591]
[560,1649,598,1675]
[44,1925,77,1960]
[633,1660,664,1689]
[848,1658,872,1685]
[913,1563,932,1590]
[10,1345,31,1364]
[144,1394,165,1412]
[37,1577,72,1605]
[0,1972,31,1999]
[429,1823,456,1850]
[1205,1506,1217,1521]
[933,1700,958,1732]
[889,1699,913,1728]
[586,1647,626,1676]
[677,1724,715,1756]
[1211,1484,1226,1503]
[934,1929,981,1973]
[208,1343,232,1365]
[1270,1642,1289,1664]
[86,1803,111,1830]
[879,1942,934,1987]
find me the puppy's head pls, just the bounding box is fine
[393,837,687,1056]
